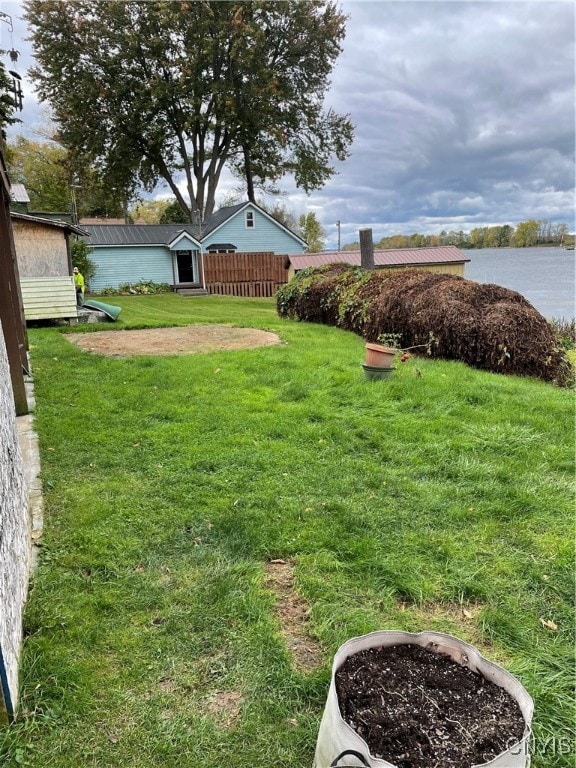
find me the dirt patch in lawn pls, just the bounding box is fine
[205,690,245,728]
[66,324,282,356]
[264,559,324,673]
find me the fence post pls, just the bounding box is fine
[359,228,375,270]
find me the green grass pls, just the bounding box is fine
[2,293,574,767]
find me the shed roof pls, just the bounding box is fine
[10,183,30,203]
[11,211,88,236]
[289,246,469,270]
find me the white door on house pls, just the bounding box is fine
[175,250,198,283]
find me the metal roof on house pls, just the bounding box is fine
[83,210,237,246]
[10,183,30,203]
[84,224,201,246]
[289,246,470,270]
[83,201,306,247]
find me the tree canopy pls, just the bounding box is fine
[7,135,70,211]
[130,198,171,224]
[0,56,18,131]
[299,212,326,252]
[158,199,189,224]
[25,1,354,221]
[340,219,572,251]
[7,134,125,217]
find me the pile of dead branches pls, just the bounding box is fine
[276,264,572,385]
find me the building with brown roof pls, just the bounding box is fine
[287,246,469,280]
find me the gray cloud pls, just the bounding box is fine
[288,0,575,245]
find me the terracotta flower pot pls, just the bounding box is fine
[365,344,396,368]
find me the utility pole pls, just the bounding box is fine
[336,220,341,252]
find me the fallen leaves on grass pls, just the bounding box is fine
[539,618,558,631]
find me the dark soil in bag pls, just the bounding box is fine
[335,644,526,768]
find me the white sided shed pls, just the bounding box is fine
[11,213,87,322]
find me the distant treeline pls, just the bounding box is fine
[342,219,574,251]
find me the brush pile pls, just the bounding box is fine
[276,264,572,385]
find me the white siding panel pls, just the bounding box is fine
[210,209,305,254]
[90,245,174,291]
[20,278,77,320]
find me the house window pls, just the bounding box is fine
[245,211,255,229]
[206,243,237,253]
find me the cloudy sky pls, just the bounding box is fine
[2,0,574,248]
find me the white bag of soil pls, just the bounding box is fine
[313,630,533,768]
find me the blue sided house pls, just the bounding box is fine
[83,201,307,292]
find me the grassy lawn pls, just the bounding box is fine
[2,293,574,767]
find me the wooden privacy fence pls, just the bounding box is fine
[203,251,289,298]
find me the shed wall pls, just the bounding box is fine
[12,219,69,278]
[288,261,466,281]
[376,263,466,277]
[20,277,78,320]
[0,320,30,719]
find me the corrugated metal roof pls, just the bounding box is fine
[83,201,307,247]
[289,246,470,270]
[84,224,201,246]
[10,183,30,203]
[84,208,245,245]
[84,215,228,246]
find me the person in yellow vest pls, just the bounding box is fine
[73,266,85,306]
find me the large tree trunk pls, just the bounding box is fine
[243,145,256,203]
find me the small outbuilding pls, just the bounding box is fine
[287,246,470,281]
[11,212,88,322]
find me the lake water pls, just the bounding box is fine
[464,247,575,320]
